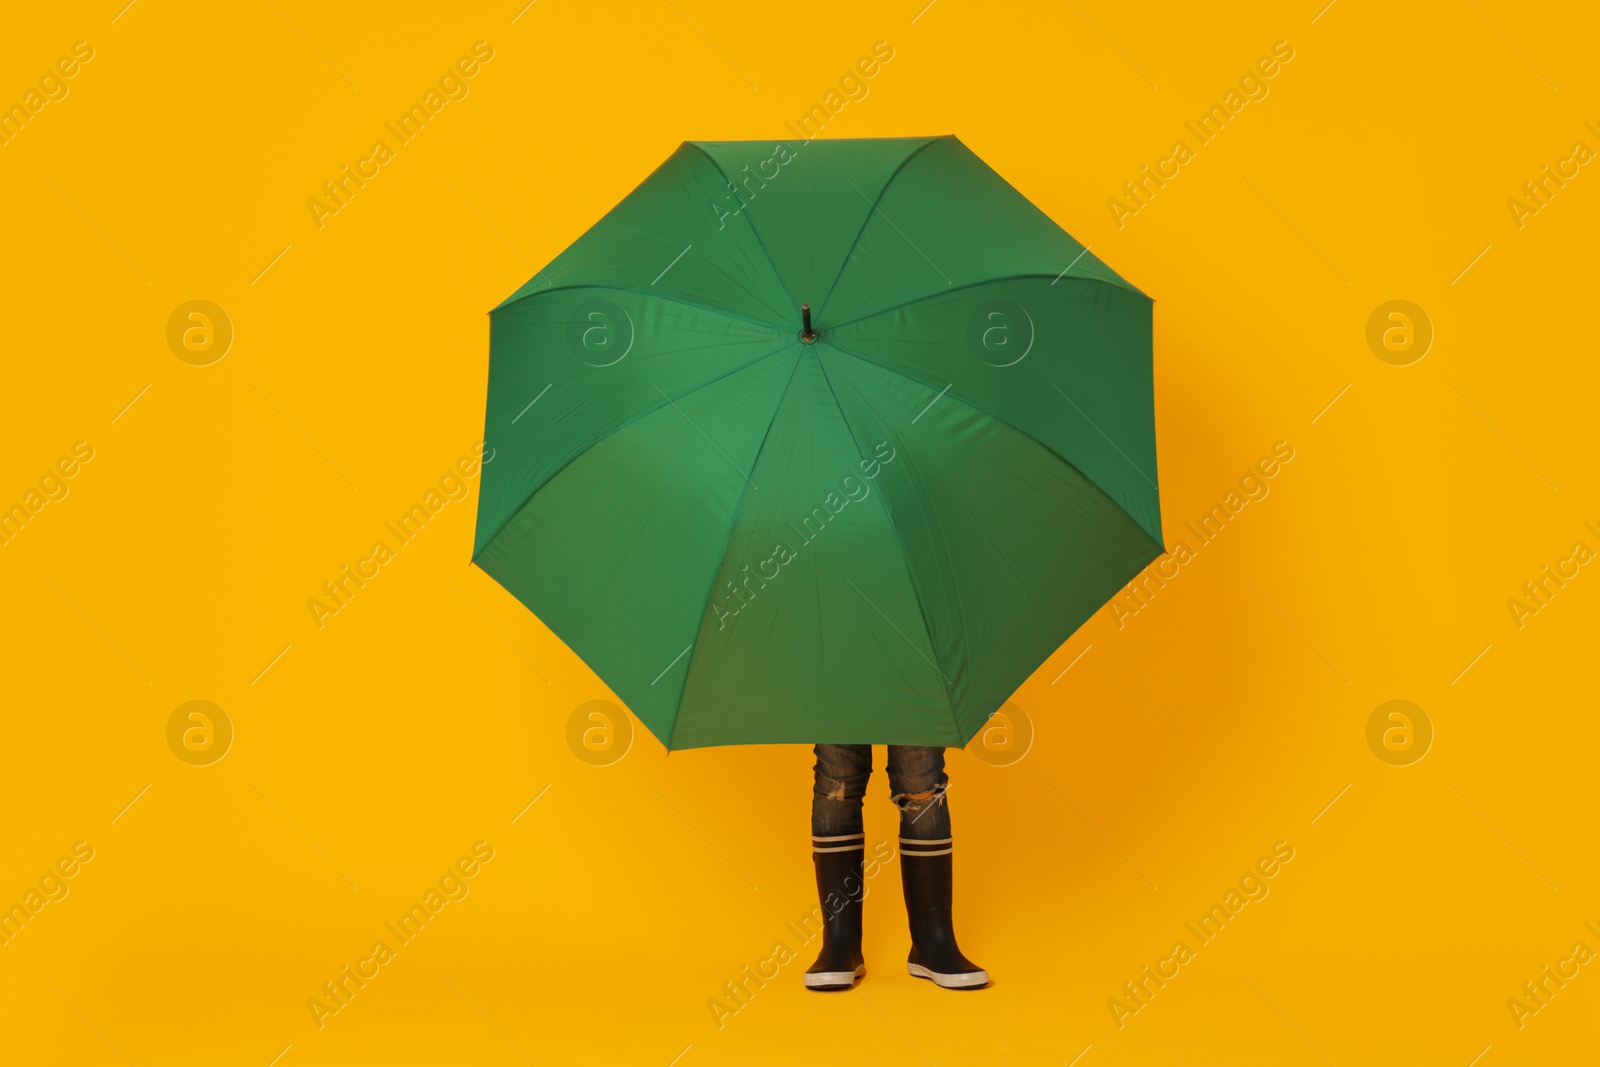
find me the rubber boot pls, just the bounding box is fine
[804,834,866,990]
[901,839,989,989]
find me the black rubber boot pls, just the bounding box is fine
[804,835,866,990]
[901,840,989,989]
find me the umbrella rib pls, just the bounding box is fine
[472,341,800,558]
[813,137,945,320]
[651,383,761,490]
[822,270,1142,334]
[1050,381,1158,491]
[842,176,951,287]
[686,143,796,309]
[662,346,806,748]
[845,578,950,684]
[821,335,1163,550]
[493,281,788,334]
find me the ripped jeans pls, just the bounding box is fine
[812,745,950,843]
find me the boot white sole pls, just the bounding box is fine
[804,965,865,989]
[908,962,990,988]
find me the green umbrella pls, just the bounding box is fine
[473,135,1162,750]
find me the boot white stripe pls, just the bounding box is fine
[899,837,952,845]
[812,844,866,853]
[900,847,953,856]
[812,833,866,842]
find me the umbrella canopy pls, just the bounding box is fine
[473,135,1163,750]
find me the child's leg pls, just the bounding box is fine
[885,744,988,989]
[884,744,951,844]
[811,743,873,838]
[805,744,872,990]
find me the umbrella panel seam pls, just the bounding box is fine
[810,343,959,733]
[665,344,808,748]
[492,281,791,334]
[812,136,946,322]
[685,142,802,321]
[473,339,799,559]
[823,271,1145,333]
[820,334,1164,551]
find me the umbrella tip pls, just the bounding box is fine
[800,302,817,343]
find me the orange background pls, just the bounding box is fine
[2,1,1596,1064]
